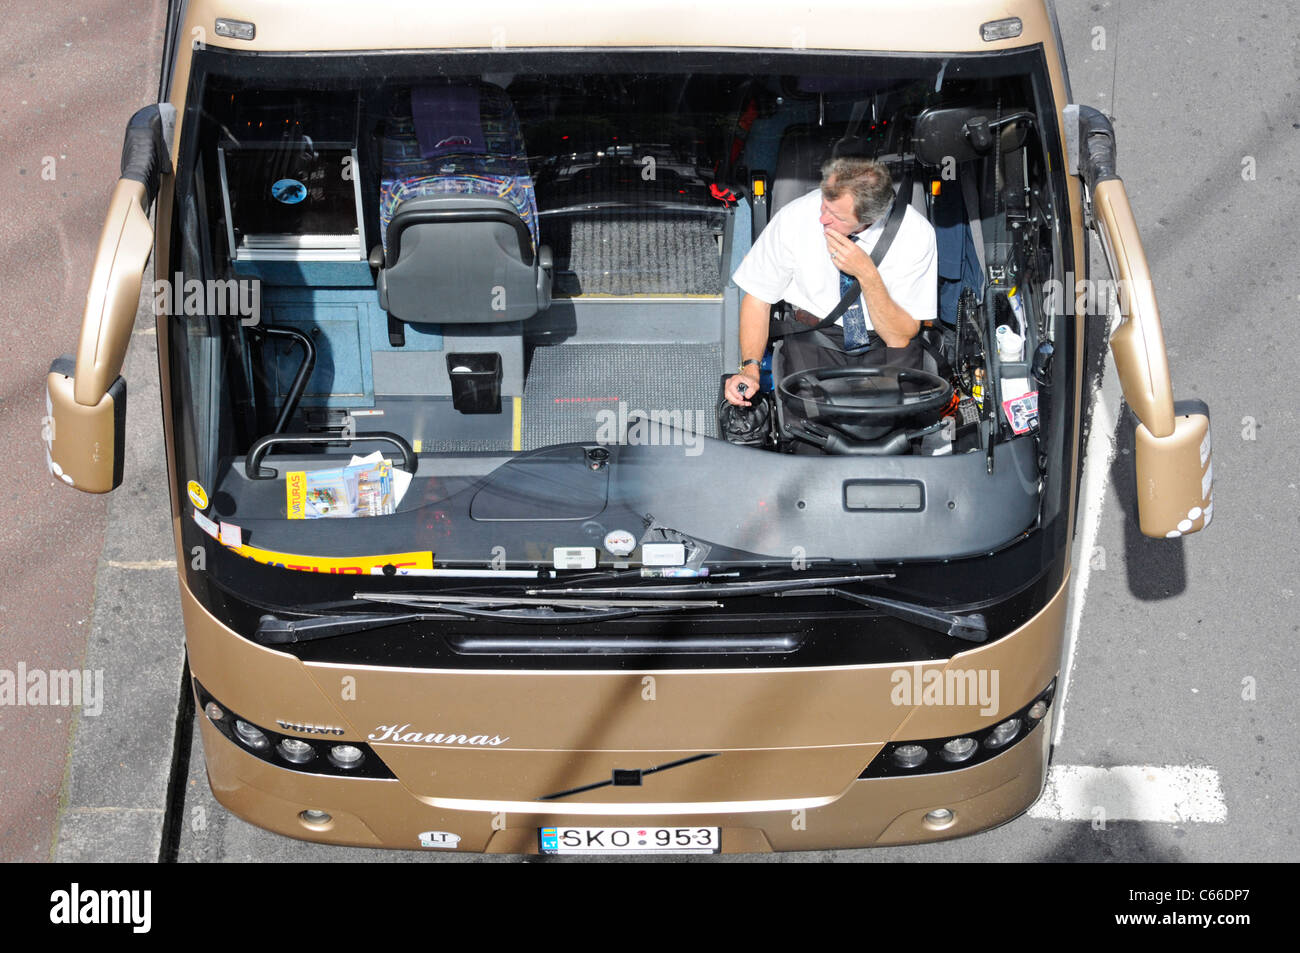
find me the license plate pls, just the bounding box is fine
[539,826,721,855]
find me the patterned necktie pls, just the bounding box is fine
[839,269,870,351]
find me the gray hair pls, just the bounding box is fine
[820,157,893,225]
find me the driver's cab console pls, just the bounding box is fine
[719,360,960,457]
[723,98,1046,458]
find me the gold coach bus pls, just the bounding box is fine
[46,0,1213,853]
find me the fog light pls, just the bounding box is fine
[892,744,929,769]
[233,719,269,750]
[1027,699,1049,722]
[204,702,224,722]
[328,744,365,769]
[984,717,1022,750]
[941,737,978,763]
[924,808,955,828]
[277,737,315,764]
[300,810,331,824]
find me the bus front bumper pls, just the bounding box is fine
[196,709,1052,853]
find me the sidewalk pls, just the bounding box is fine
[52,292,188,863]
[0,3,167,863]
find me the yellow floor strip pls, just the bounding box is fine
[512,396,523,451]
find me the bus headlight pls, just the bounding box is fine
[860,679,1056,779]
[892,744,929,769]
[941,737,978,763]
[983,718,1022,750]
[234,719,269,750]
[277,737,316,764]
[194,679,397,781]
[328,744,366,769]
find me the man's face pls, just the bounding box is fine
[819,179,865,237]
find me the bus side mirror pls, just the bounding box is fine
[1134,400,1213,538]
[45,357,127,493]
[46,104,170,494]
[1074,104,1213,538]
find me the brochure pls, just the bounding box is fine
[286,456,396,519]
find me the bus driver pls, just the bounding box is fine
[722,156,937,408]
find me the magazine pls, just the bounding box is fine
[286,457,396,519]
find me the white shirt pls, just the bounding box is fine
[731,187,937,330]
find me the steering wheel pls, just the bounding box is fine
[777,365,953,453]
[778,365,953,424]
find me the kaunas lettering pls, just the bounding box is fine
[368,724,509,746]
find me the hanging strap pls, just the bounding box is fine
[959,164,986,294]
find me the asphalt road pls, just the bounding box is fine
[8,0,1298,865]
[0,1,168,863]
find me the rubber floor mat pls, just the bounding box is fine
[521,343,721,450]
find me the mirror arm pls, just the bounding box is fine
[1075,106,1175,437]
[72,105,173,407]
[1092,179,1176,438]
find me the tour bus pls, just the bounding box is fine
[46,0,1213,853]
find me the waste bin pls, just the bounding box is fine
[446,352,502,414]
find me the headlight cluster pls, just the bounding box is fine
[195,680,394,780]
[859,679,1056,779]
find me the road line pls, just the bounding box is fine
[106,559,176,570]
[1028,764,1227,823]
[1054,307,1122,746]
[63,806,166,815]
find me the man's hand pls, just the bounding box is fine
[724,369,761,407]
[825,227,872,280]
[824,227,919,348]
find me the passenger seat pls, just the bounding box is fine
[375,83,552,332]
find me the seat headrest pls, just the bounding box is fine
[411,85,486,160]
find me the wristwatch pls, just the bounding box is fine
[739,358,761,372]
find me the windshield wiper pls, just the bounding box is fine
[772,588,987,643]
[532,574,986,642]
[257,578,981,643]
[256,611,447,645]
[258,590,723,642]
[352,592,721,626]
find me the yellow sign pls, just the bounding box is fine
[186,480,209,510]
[285,471,307,519]
[224,541,434,574]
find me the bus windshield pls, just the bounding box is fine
[167,47,1071,599]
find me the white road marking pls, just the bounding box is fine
[1028,764,1227,823]
[106,559,176,570]
[1054,305,1123,746]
